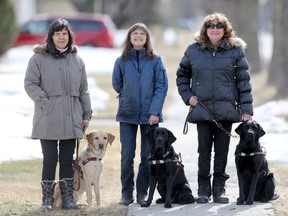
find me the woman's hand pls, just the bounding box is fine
[189,96,198,106]
[82,120,89,132]
[241,114,252,121]
[148,114,159,125]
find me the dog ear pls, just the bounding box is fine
[257,123,266,138]
[85,131,94,144]
[146,128,156,143]
[106,132,115,145]
[235,122,243,135]
[167,129,177,145]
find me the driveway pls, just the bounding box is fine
[127,90,274,216]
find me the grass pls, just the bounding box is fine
[0,125,129,216]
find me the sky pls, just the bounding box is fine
[0,44,287,166]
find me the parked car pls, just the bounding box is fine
[13,13,116,48]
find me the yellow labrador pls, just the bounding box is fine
[53,130,115,208]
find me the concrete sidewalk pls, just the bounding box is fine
[127,90,275,216]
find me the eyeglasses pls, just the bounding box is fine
[207,23,224,29]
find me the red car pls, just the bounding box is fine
[13,13,116,48]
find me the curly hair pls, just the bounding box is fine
[121,22,155,60]
[195,12,246,49]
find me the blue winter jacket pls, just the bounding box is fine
[176,41,253,123]
[112,48,168,124]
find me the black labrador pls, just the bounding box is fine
[234,120,277,205]
[141,127,195,208]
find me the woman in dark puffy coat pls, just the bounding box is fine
[176,12,253,204]
[112,23,168,206]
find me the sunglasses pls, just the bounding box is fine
[207,23,224,29]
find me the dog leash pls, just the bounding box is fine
[183,100,238,138]
[183,105,194,135]
[73,138,81,191]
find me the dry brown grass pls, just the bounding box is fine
[0,124,129,216]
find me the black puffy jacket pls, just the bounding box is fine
[176,41,253,123]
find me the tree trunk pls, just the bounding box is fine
[268,0,288,98]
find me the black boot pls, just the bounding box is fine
[59,178,78,209]
[41,180,56,210]
[213,174,229,204]
[196,174,211,204]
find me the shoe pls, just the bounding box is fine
[196,195,209,204]
[118,196,134,206]
[136,194,147,205]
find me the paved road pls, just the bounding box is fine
[127,90,275,216]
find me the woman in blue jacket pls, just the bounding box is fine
[112,23,168,205]
[176,13,253,204]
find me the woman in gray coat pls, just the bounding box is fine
[24,18,92,210]
[176,13,253,204]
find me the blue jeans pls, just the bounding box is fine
[119,122,158,198]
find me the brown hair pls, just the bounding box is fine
[45,18,74,54]
[121,23,155,60]
[195,12,246,49]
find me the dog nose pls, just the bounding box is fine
[247,129,254,134]
[99,144,104,149]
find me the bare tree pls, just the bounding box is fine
[268,0,288,98]
[72,0,160,28]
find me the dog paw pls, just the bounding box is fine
[155,198,165,204]
[140,202,151,208]
[245,200,253,205]
[236,200,245,205]
[164,203,172,208]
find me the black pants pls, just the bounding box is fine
[40,139,76,181]
[197,121,232,178]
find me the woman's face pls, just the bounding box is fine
[206,21,224,46]
[52,28,69,49]
[130,29,147,50]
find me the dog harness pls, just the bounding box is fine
[235,146,268,177]
[149,152,183,182]
[72,156,103,191]
[148,152,182,165]
[234,146,267,157]
[81,157,102,165]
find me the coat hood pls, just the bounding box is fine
[33,44,78,55]
[194,31,247,49]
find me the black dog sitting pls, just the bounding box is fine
[234,120,278,205]
[141,127,195,208]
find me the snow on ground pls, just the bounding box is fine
[0,45,287,165]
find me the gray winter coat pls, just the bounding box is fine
[24,45,92,140]
[112,49,168,125]
[176,39,253,123]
